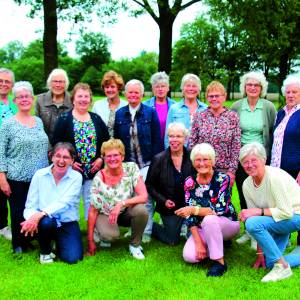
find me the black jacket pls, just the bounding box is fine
[146,147,195,216]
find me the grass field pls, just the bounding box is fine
[1,186,300,300]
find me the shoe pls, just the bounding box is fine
[251,238,258,250]
[13,246,23,254]
[180,224,188,238]
[129,244,145,260]
[99,240,111,248]
[93,228,101,243]
[142,234,151,243]
[124,229,131,238]
[0,226,12,240]
[236,232,250,244]
[40,252,56,264]
[207,261,227,277]
[261,263,292,282]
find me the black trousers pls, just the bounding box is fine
[235,162,248,210]
[0,189,8,229]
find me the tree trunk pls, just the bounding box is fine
[43,0,58,80]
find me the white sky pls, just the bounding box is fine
[0,0,206,60]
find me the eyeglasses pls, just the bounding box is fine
[168,134,184,139]
[104,154,121,160]
[242,158,259,167]
[207,94,224,100]
[246,83,261,88]
[0,79,12,85]
[53,154,72,161]
[52,80,66,85]
[194,158,211,164]
[15,95,32,100]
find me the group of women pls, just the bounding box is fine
[0,66,300,283]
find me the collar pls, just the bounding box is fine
[43,91,70,107]
[46,164,73,179]
[241,98,263,111]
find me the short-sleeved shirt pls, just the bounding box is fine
[90,162,140,215]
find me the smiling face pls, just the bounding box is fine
[245,79,262,100]
[14,89,34,112]
[52,148,74,177]
[241,154,265,179]
[152,82,169,101]
[193,154,213,176]
[285,84,300,110]
[0,72,13,97]
[73,88,91,112]
[103,81,120,101]
[182,80,200,101]
[168,128,185,153]
[50,74,66,97]
[103,148,124,170]
[125,84,143,108]
[206,88,226,112]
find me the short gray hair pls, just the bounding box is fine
[180,73,201,91]
[190,143,216,166]
[150,71,169,87]
[46,68,69,91]
[125,79,144,94]
[0,68,15,84]
[281,74,300,96]
[239,142,266,163]
[167,122,189,138]
[12,81,34,98]
[239,71,268,98]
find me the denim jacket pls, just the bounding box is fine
[143,96,176,109]
[114,103,162,164]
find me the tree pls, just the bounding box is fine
[76,32,111,70]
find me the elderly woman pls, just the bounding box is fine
[175,143,239,277]
[0,68,17,240]
[87,139,148,259]
[164,73,207,148]
[21,142,83,264]
[146,122,194,245]
[92,70,127,137]
[114,79,161,242]
[36,68,72,144]
[52,83,109,219]
[232,71,276,244]
[239,142,300,282]
[144,71,175,148]
[189,81,241,186]
[0,81,49,253]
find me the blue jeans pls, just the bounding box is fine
[246,215,300,268]
[38,217,83,264]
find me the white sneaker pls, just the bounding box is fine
[129,244,145,260]
[93,228,101,243]
[142,234,151,243]
[40,252,56,264]
[0,226,12,240]
[261,263,293,282]
[251,238,258,250]
[124,229,131,238]
[236,232,251,244]
[99,240,111,248]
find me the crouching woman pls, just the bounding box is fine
[21,142,83,264]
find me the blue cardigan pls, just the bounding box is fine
[274,108,300,171]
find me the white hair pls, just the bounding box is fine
[0,68,15,84]
[281,74,300,96]
[239,142,267,163]
[239,71,268,98]
[167,122,189,138]
[46,68,69,91]
[180,73,201,91]
[124,79,144,94]
[150,71,169,87]
[12,81,34,97]
[190,143,216,165]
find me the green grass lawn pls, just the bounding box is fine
[1,186,300,300]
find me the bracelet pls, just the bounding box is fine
[194,206,200,216]
[256,252,263,255]
[261,208,264,216]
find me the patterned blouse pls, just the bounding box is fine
[189,108,241,174]
[73,118,97,178]
[90,162,140,215]
[0,117,49,182]
[184,172,237,228]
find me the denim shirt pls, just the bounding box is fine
[114,103,162,164]
[143,96,176,109]
[164,98,207,148]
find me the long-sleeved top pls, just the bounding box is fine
[24,165,82,226]
[184,172,237,228]
[146,147,194,216]
[243,166,300,222]
[35,91,72,144]
[52,110,109,179]
[189,107,241,174]
[0,117,49,182]
[164,98,207,148]
[0,96,18,128]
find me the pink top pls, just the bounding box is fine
[155,101,169,145]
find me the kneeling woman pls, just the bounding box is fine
[21,142,83,264]
[175,143,239,277]
[87,139,148,260]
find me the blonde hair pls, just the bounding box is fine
[101,139,125,157]
[205,81,226,98]
[70,82,92,104]
[101,70,124,91]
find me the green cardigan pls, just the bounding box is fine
[231,98,276,157]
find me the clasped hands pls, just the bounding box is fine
[20,211,45,237]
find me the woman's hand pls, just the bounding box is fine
[91,158,103,174]
[195,241,207,261]
[72,161,83,173]
[108,202,122,225]
[87,240,97,256]
[175,206,194,218]
[0,174,11,197]
[253,253,266,269]
[165,199,175,209]
[296,171,300,186]
[239,208,262,222]
[20,212,45,236]
[198,207,215,217]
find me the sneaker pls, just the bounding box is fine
[261,263,292,282]
[142,234,151,243]
[236,232,250,244]
[180,224,188,238]
[129,244,145,260]
[0,226,12,240]
[207,261,227,277]
[251,238,258,250]
[99,240,111,248]
[93,228,101,243]
[40,252,56,264]
[124,229,131,238]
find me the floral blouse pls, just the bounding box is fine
[73,118,97,178]
[189,108,241,174]
[90,162,140,215]
[184,172,237,228]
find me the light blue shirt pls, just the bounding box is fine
[24,165,83,226]
[164,98,207,148]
